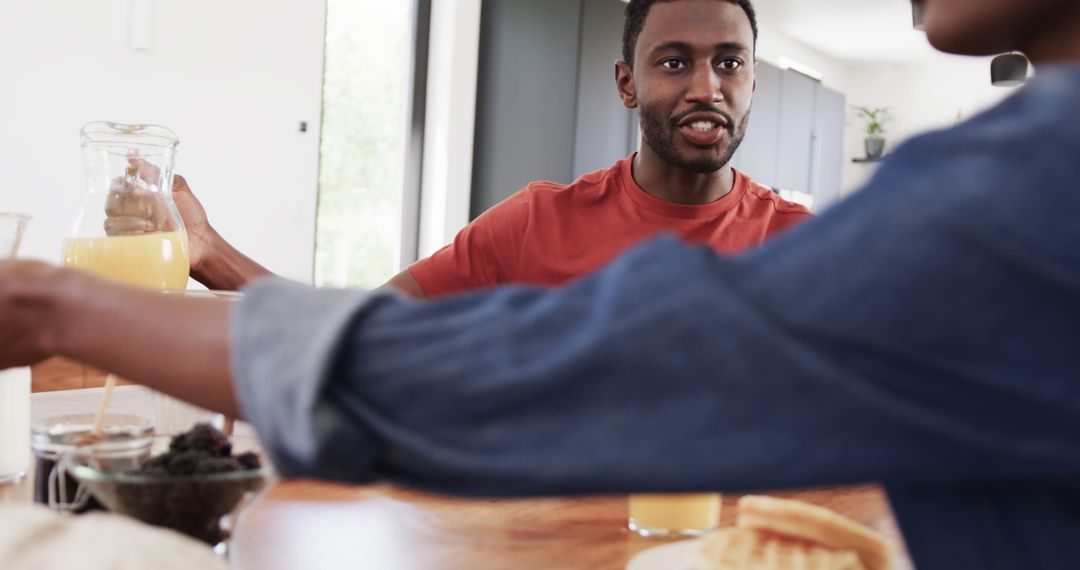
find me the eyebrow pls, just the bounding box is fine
[648,41,750,56]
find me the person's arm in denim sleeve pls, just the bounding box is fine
[231,77,1080,494]
[232,205,1080,495]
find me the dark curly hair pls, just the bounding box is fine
[622,0,758,67]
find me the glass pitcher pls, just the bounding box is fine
[64,122,189,290]
[0,213,32,484]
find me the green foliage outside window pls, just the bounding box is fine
[315,0,412,287]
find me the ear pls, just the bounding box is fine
[752,59,758,94]
[615,60,638,109]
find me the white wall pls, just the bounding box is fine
[842,55,1018,195]
[756,23,857,96]
[755,24,1020,198]
[0,0,326,284]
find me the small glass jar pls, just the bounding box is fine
[31,414,154,513]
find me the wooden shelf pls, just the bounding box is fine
[31,356,116,393]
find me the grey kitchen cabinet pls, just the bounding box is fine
[735,61,847,211]
[734,61,783,188]
[470,0,584,218]
[572,0,638,180]
[812,84,847,209]
[775,68,818,195]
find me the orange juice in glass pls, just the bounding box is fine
[628,493,721,537]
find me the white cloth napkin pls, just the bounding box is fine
[0,505,228,570]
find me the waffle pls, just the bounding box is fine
[735,496,891,570]
[693,528,866,570]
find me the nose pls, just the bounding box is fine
[685,64,723,105]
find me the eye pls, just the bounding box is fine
[660,58,687,70]
[716,58,742,71]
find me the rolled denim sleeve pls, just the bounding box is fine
[230,279,381,479]
[230,226,1080,494]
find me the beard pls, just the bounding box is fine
[639,105,749,174]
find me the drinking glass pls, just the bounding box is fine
[0,213,32,484]
[628,492,722,537]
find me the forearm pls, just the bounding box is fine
[46,271,242,417]
[382,269,428,299]
[191,228,273,291]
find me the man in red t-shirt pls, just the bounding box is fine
[404,156,808,297]
[389,0,809,297]
[105,0,809,297]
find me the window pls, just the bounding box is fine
[314,0,425,288]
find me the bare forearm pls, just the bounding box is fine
[191,228,273,291]
[46,271,242,417]
[383,269,428,299]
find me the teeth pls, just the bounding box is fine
[689,121,716,132]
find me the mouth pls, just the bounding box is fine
[674,112,731,147]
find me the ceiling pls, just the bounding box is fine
[752,0,940,63]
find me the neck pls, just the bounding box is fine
[631,145,735,205]
[1022,3,1080,64]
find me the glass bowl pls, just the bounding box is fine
[60,435,275,554]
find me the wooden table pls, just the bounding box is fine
[30,356,119,392]
[2,386,914,569]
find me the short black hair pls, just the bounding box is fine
[622,0,758,67]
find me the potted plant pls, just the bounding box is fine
[853,106,890,159]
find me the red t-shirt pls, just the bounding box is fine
[410,155,811,297]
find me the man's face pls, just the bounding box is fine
[919,0,1076,56]
[617,0,756,174]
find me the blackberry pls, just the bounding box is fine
[138,465,171,478]
[236,452,262,471]
[193,457,243,475]
[141,454,171,470]
[168,424,232,457]
[164,450,210,476]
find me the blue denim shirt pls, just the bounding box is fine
[232,65,1080,569]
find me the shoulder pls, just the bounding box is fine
[739,175,813,218]
[517,160,624,203]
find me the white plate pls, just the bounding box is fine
[625,539,703,570]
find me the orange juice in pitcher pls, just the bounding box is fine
[66,122,189,289]
[63,231,189,289]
